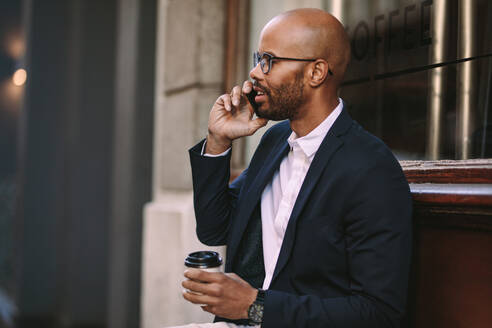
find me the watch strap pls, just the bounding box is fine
[255,288,265,303]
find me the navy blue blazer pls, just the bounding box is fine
[189,107,412,328]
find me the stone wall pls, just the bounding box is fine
[141,0,226,327]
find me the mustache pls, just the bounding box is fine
[252,80,269,95]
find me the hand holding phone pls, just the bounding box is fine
[205,82,267,154]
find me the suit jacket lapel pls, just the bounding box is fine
[227,128,291,263]
[271,107,353,284]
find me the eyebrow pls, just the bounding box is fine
[261,50,277,57]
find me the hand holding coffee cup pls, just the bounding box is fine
[184,251,223,299]
[182,253,258,318]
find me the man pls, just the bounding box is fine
[182,8,412,328]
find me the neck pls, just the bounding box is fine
[289,94,339,137]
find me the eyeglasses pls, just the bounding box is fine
[253,51,333,75]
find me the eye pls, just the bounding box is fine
[260,55,270,71]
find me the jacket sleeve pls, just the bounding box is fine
[189,139,247,246]
[263,159,413,328]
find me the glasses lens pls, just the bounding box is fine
[253,52,261,69]
[260,53,270,73]
[253,52,271,74]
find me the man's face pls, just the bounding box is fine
[249,23,308,121]
[252,70,305,121]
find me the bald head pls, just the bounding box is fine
[260,8,351,85]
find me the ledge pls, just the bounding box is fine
[410,183,492,207]
[401,159,492,184]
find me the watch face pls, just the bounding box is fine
[248,302,264,324]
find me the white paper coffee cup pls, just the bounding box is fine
[184,251,223,302]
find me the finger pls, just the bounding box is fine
[182,279,223,296]
[242,80,253,94]
[219,94,232,112]
[184,269,225,283]
[184,268,211,281]
[182,290,218,306]
[225,272,242,282]
[248,118,268,135]
[182,279,204,293]
[201,305,212,312]
[201,305,217,315]
[230,85,242,107]
[245,100,256,116]
[220,94,232,112]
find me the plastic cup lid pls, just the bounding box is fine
[185,251,222,268]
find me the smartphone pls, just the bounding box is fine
[246,89,258,112]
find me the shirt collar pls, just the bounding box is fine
[287,98,343,159]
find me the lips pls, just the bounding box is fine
[253,85,268,103]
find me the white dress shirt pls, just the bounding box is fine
[203,99,343,290]
[260,100,342,289]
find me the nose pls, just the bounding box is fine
[249,63,263,81]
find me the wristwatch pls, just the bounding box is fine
[247,288,265,325]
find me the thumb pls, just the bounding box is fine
[248,118,268,135]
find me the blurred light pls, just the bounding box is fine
[3,27,25,59]
[12,69,27,86]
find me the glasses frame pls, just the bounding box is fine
[253,51,333,75]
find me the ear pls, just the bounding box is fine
[307,59,330,87]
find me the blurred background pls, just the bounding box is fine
[0,0,490,327]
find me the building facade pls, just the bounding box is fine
[141,0,491,326]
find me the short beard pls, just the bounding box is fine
[254,72,305,121]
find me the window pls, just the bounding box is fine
[242,0,492,162]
